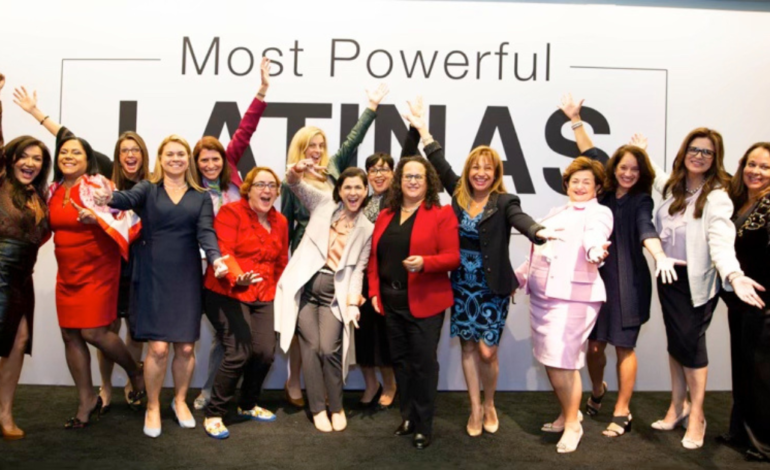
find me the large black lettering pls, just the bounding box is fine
[227,47,254,76]
[202,102,255,178]
[373,105,408,157]
[339,104,360,168]
[472,107,534,194]
[428,105,446,151]
[118,101,137,135]
[182,37,220,75]
[543,107,610,194]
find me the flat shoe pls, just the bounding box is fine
[238,405,276,422]
[204,418,229,440]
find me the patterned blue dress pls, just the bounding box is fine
[450,211,510,346]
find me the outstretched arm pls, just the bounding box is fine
[558,93,593,153]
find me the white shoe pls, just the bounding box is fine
[541,411,583,433]
[331,410,347,432]
[682,420,707,450]
[556,424,584,454]
[651,411,689,431]
[143,412,161,438]
[171,400,196,429]
[193,391,210,411]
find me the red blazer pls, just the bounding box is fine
[204,199,288,302]
[368,203,460,318]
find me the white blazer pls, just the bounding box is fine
[652,161,740,307]
[274,180,373,379]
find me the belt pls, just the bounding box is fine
[318,268,335,275]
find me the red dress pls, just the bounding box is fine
[49,182,121,328]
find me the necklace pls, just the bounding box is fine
[685,181,705,195]
[165,180,188,191]
[401,205,419,213]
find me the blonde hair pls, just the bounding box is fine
[455,146,507,209]
[149,135,205,191]
[286,126,330,190]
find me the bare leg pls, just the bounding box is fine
[0,317,29,432]
[171,342,196,422]
[286,335,303,400]
[96,319,121,406]
[546,367,583,446]
[586,340,607,398]
[379,366,397,406]
[360,366,379,403]
[144,341,169,430]
[661,355,690,423]
[61,328,99,422]
[613,347,637,416]
[460,340,483,433]
[478,342,499,429]
[683,365,708,441]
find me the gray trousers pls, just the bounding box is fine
[296,272,343,414]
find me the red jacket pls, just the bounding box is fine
[368,203,460,318]
[204,199,288,302]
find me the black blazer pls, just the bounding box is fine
[414,136,544,295]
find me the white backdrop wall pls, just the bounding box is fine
[2,0,769,391]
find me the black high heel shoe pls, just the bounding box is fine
[64,396,103,429]
[127,362,146,411]
[358,384,383,408]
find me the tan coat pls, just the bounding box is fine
[274,180,373,379]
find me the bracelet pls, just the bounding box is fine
[40,115,49,125]
[256,92,266,99]
[727,271,744,285]
[420,134,434,146]
[570,121,583,130]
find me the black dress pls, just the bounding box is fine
[109,181,221,342]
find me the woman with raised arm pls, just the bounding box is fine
[201,167,288,439]
[722,143,770,461]
[368,156,460,449]
[275,161,373,433]
[631,130,763,450]
[514,157,613,454]
[48,134,146,430]
[402,99,555,436]
[94,135,229,438]
[193,57,271,412]
[281,84,388,407]
[0,74,52,440]
[558,95,682,437]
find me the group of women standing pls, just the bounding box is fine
[0,67,768,459]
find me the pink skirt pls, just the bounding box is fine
[528,258,601,370]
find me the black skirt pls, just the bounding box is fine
[0,238,40,357]
[657,266,718,368]
[355,277,392,367]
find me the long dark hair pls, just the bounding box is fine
[112,131,150,190]
[728,142,770,212]
[53,135,99,182]
[604,145,655,195]
[192,136,232,190]
[664,128,730,219]
[3,136,52,221]
[385,156,442,212]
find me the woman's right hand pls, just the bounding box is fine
[559,93,583,121]
[289,158,326,179]
[371,296,381,314]
[93,185,114,206]
[629,133,648,151]
[236,271,263,286]
[12,86,37,114]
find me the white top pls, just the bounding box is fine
[656,190,700,262]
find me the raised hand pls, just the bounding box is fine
[629,133,648,151]
[732,275,766,309]
[260,57,271,88]
[655,256,686,284]
[290,158,327,179]
[559,93,584,121]
[12,87,37,114]
[407,96,425,119]
[92,185,114,206]
[403,109,427,131]
[587,242,611,264]
[71,200,97,225]
[236,271,264,286]
[366,83,390,110]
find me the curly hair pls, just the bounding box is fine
[385,156,442,212]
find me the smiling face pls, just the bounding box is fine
[58,140,88,181]
[367,159,393,195]
[468,154,495,194]
[14,144,44,185]
[338,175,367,213]
[615,152,640,192]
[401,161,428,202]
[248,170,279,215]
[743,146,770,196]
[119,139,143,180]
[684,137,715,177]
[197,148,224,181]
[567,169,597,203]
[304,134,326,166]
[160,142,189,177]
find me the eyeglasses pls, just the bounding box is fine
[252,182,279,190]
[686,146,715,159]
[368,168,392,176]
[403,174,425,182]
[120,147,142,155]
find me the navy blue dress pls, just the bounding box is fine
[110,180,221,342]
[450,211,510,346]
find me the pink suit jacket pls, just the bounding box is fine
[515,198,613,303]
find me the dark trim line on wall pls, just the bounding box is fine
[404,0,770,13]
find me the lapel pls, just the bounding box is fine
[336,213,369,269]
[305,200,336,259]
[479,193,500,225]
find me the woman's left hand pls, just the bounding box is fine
[71,201,97,225]
[403,255,424,273]
[212,256,230,278]
[587,242,611,264]
[732,275,766,309]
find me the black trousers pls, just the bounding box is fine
[724,292,748,441]
[739,303,770,457]
[203,289,276,418]
[382,286,444,436]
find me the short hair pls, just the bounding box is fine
[149,135,204,191]
[239,166,282,198]
[562,156,606,195]
[112,131,150,190]
[333,167,368,203]
[53,135,99,182]
[604,145,655,195]
[364,152,394,172]
[192,136,232,191]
